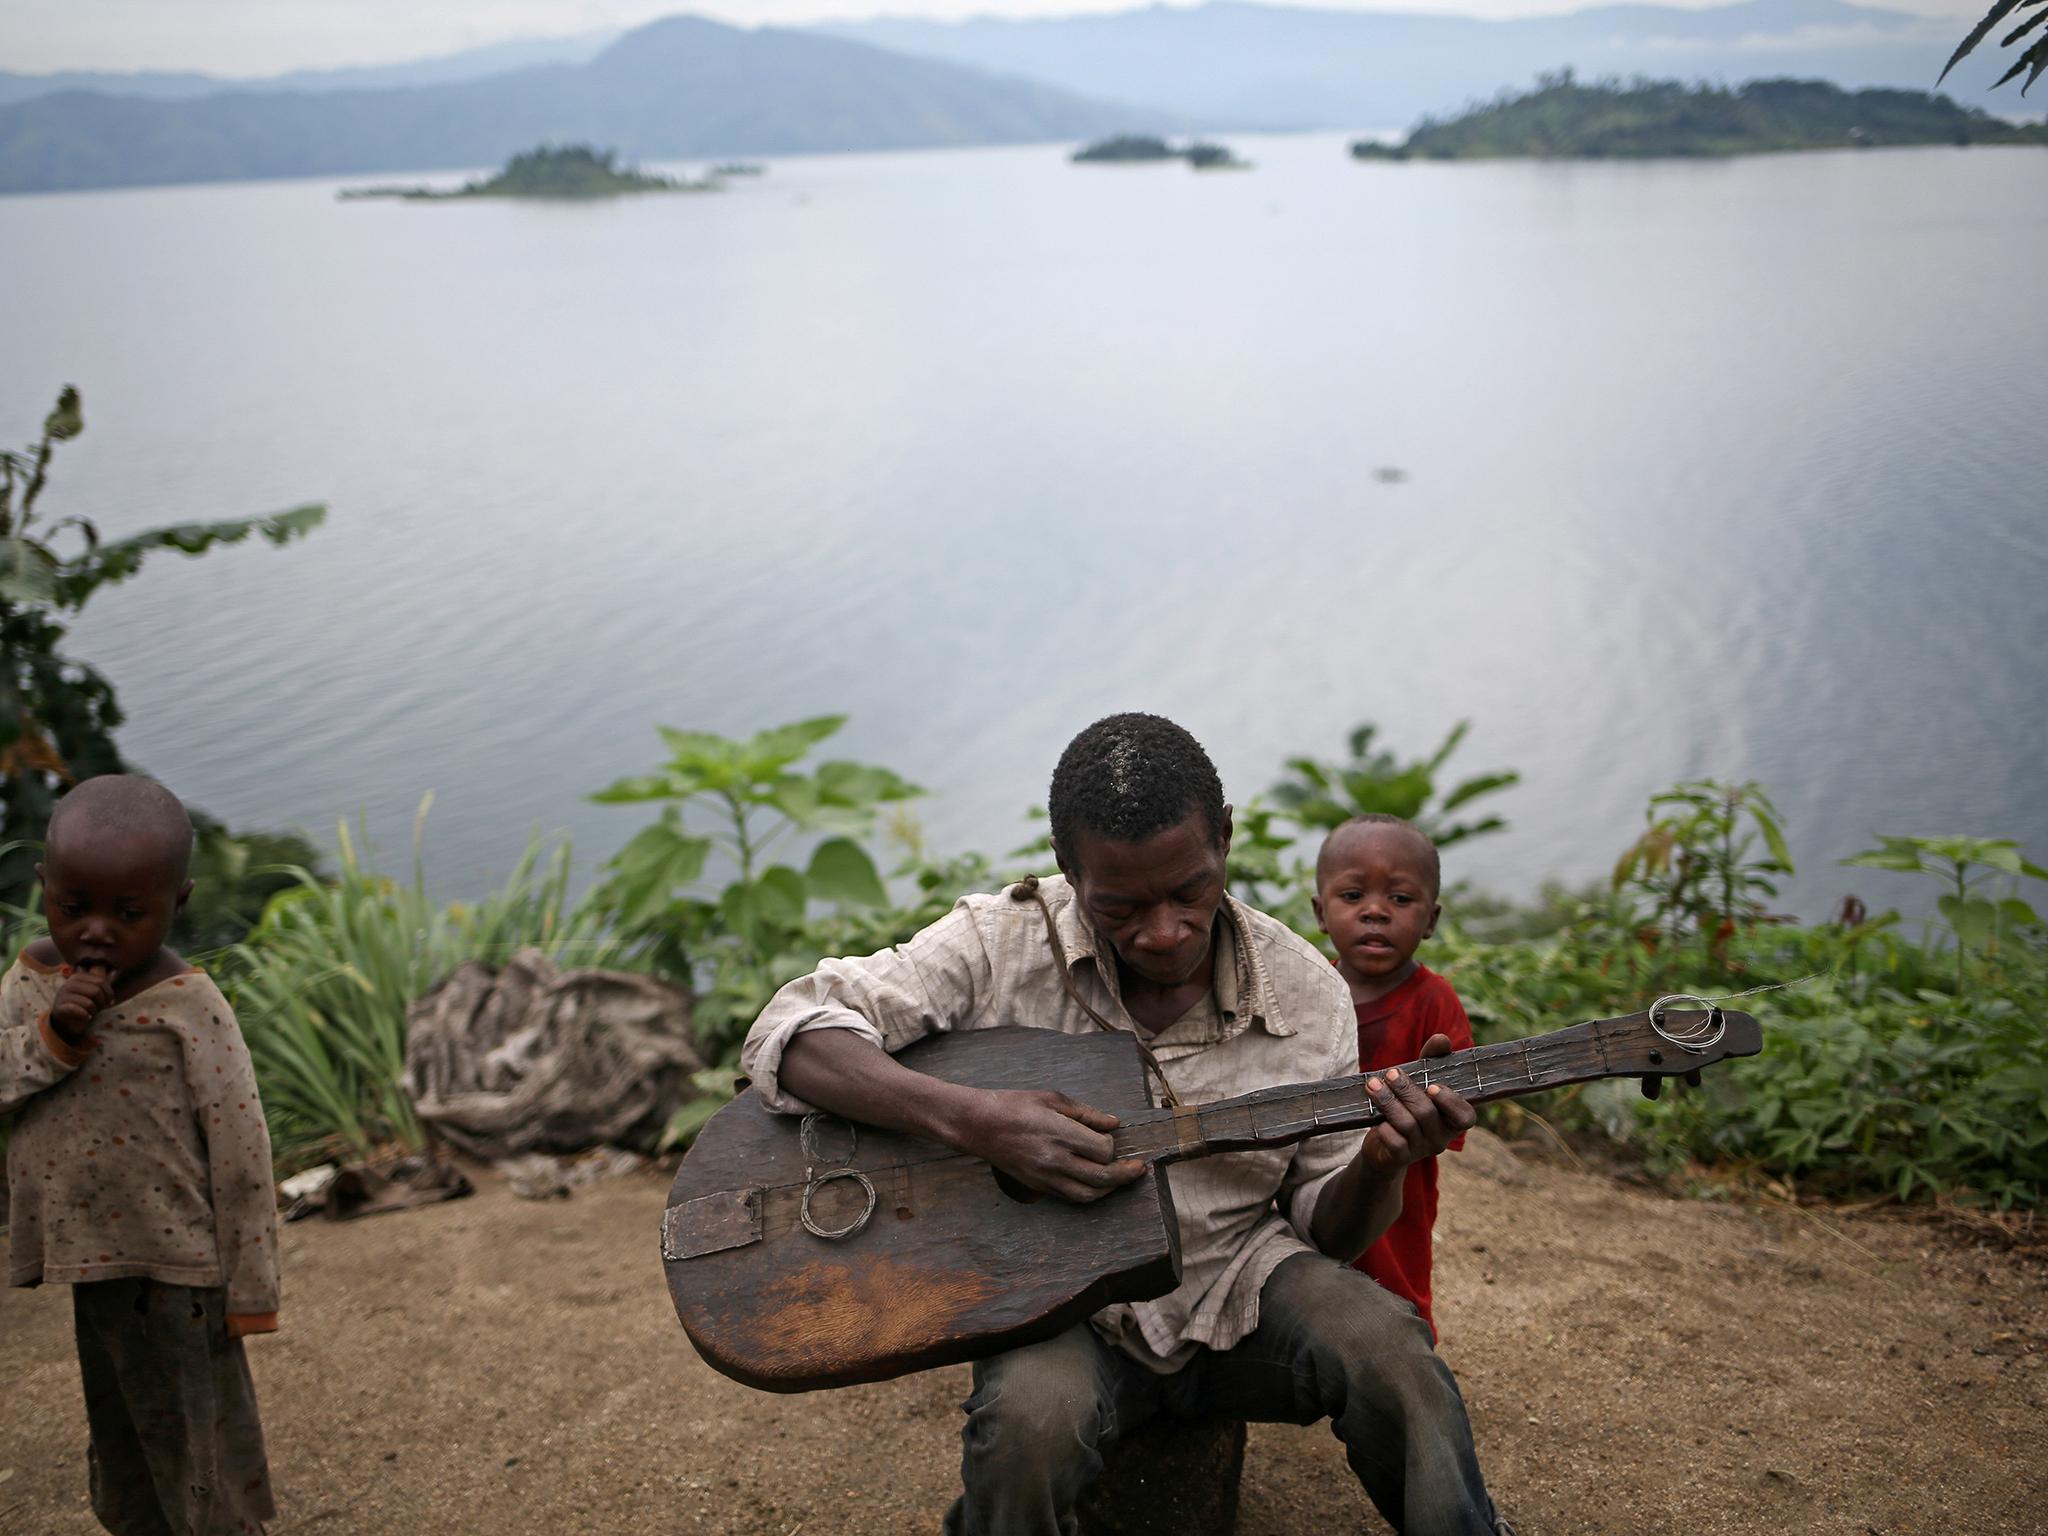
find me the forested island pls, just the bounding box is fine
[1351,74,2048,160]
[1072,134,1248,168]
[341,145,716,201]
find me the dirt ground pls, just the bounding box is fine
[3,1135,2043,1536]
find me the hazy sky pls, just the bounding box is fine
[6,0,1979,75]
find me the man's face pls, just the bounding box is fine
[1058,808,1233,990]
[1313,824,1440,987]
[37,834,190,982]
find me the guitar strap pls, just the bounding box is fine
[1009,875,1183,1109]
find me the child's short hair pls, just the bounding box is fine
[46,775,194,881]
[1314,813,1441,897]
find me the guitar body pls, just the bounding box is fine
[661,1004,1761,1394]
[663,1027,1180,1393]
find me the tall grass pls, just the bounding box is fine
[218,804,629,1167]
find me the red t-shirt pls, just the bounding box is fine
[1348,964,1474,1339]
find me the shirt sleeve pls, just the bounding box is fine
[0,963,87,1117]
[739,902,995,1114]
[1280,975,1370,1244]
[180,990,281,1326]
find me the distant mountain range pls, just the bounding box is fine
[0,15,1146,194]
[0,0,2018,196]
[826,0,2012,127]
[0,32,622,108]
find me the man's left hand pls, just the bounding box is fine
[1357,1033,1477,1175]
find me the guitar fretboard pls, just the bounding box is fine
[1108,1013,1693,1166]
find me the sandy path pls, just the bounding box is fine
[3,1135,2042,1534]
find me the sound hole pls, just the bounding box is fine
[992,1168,1043,1205]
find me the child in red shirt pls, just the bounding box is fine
[1313,814,1473,1339]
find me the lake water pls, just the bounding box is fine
[3,133,2044,922]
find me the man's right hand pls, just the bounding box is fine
[956,1089,1148,1204]
[50,964,113,1044]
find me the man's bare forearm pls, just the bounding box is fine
[1310,1154,1406,1263]
[776,1028,984,1150]
[774,1027,1146,1204]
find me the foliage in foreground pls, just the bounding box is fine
[10,711,2039,1210]
[0,386,325,908]
[1350,73,2048,160]
[1942,0,2048,95]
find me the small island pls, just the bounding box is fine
[341,144,719,201]
[1072,134,1250,170]
[1351,74,2048,161]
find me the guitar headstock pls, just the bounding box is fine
[1595,1004,1763,1077]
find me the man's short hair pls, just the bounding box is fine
[46,775,194,882]
[1315,813,1441,897]
[1048,713,1226,860]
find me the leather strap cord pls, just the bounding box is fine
[1009,875,1182,1109]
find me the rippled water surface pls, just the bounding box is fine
[4,135,2044,917]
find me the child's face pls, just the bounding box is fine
[1313,825,1440,988]
[37,833,191,982]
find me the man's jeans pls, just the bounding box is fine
[942,1253,1496,1536]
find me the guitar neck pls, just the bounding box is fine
[1109,1012,1693,1167]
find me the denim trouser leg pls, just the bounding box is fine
[1176,1254,1495,1536]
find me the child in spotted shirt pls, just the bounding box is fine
[1,775,278,1535]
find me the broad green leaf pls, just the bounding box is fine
[590,773,689,804]
[603,822,711,927]
[815,759,923,807]
[1937,894,1997,950]
[742,715,847,776]
[1751,807,1795,875]
[1842,842,1925,873]
[1973,842,2025,876]
[1998,897,2041,929]
[806,836,888,908]
[754,866,808,927]
[0,536,58,602]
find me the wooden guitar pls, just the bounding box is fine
[661,1004,1759,1392]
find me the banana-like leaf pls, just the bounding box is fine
[0,536,58,602]
[2001,5,2048,48]
[1940,0,2023,80]
[1991,29,2048,87]
[56,504,324,606]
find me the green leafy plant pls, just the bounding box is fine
[590,716,921,1062]
[1268,720,1519,848]
[220,808,623,1167]
[1843,834,2045,993]
[1612,779,1793,969]
[0,386,324,905]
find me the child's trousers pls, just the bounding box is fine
[72,1278,274,1536]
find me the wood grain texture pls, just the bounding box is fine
[664,1027,1181,1393]
[663,1011,1762,1392]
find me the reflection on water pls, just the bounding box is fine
[2,134,2043,918]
